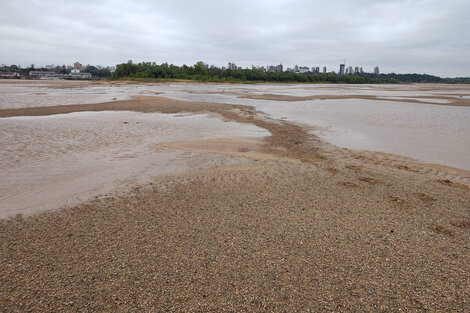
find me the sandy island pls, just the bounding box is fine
[1,95,469,312]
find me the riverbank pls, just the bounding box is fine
[1,96,469,312]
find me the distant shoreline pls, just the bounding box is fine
[2,76,470,85]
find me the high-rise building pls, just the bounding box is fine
[323,66,327,74]
[354,67,360,74]
[228,62,238,70]
[339,64,345,75]
[374,66,380,75]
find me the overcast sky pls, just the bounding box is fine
[1,0,469,77]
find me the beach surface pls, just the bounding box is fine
[1,82,469,312]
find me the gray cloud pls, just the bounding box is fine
[0,0,468,76]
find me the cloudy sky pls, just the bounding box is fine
[1,0,468,77]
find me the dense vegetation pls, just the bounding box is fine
[373,73,470,84]
[113,61,397,84]
[80,66,112,78]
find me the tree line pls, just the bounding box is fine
[373,73,470,84]
[113,61,470,84]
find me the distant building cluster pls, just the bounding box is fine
[339,64,368,75]
[0,62,115,80]
[0,72,20,79]
[225,62,379,76]
[228,62,241,70]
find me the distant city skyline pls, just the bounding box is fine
[1,0,469,77]
[2,61,378,76]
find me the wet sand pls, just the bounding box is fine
[164,87,470,172]
[2,95,468,180]
[1,95,470,312]
[0,110,268,218]
[2,81,469,171]
[0,95,237,117]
